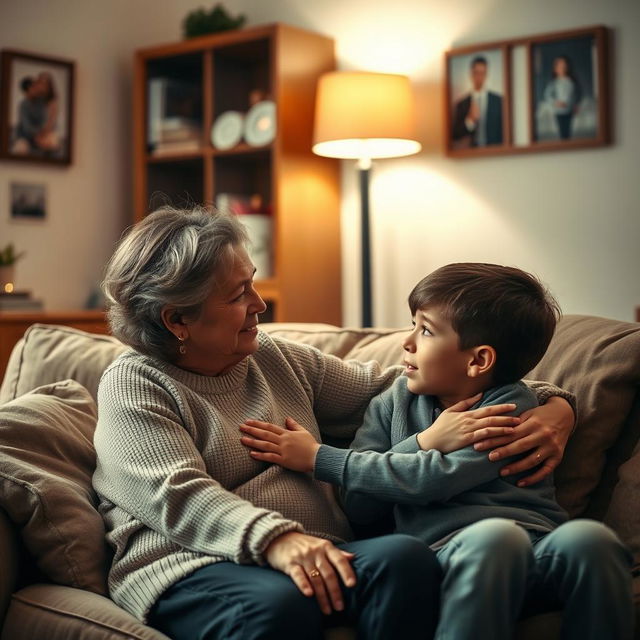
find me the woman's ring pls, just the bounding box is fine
[309,568,321,578]
[536,453,542,461]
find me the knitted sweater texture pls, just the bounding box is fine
[92,332,397,622]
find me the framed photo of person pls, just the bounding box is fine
[445,43,511,157]
[0,50,75,165]
[444,25,610,158]
[10,181,47,221]
[529,26,609,149]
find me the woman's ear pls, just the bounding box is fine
[160,305,186,338]
[467,345,496,378]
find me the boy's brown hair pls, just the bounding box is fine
[408,263,560,385]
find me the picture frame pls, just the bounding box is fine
[444,25,610,158]
[10,181,47,221]
[528,26,609,149]
[0,49,75,165]
[445,43,511,157]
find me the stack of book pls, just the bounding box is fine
[0,291,43,311]
[148,78,202,155]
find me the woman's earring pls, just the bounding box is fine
[178,336,187,355]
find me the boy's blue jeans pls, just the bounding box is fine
[434,518,634,640]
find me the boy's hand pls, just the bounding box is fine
[240,418,320,473]
[417,394,520,453]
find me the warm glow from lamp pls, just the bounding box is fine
[4,282,14,294]
[312,71,421,163]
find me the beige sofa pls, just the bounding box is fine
[0,315,639,639]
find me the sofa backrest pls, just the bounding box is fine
[1,317,639,558]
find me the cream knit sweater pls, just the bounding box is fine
[93,332,399,622]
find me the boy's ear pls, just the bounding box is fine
[467,345,496,378]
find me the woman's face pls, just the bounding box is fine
[178,244,267,376]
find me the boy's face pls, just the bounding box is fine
[402,306,473,397]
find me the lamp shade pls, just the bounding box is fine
[312,71,421,160]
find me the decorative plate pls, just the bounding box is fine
[244,101,276,147]
[211,111,244,150]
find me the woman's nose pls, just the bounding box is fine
[252,291,267,314]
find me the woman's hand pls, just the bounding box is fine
[417,394,520,453]
[240,418,320,472]
[264,531,356,615]
[474,396,575,487]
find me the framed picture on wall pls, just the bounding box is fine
[0,49,75,165]
[445,25,610,157]
[529,26,609,149]
[10,181,47,220]
[445,44,511,157]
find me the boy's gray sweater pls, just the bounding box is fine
[314,378,569,549]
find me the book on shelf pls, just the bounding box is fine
[148,78,202,152]
[0,290,32,299]
[0,297,43,311]
[158,117,201,143]
[150,139,202,156]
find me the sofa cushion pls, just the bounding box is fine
[0,324,127,404]
[3,584,170,639]
[528,315,640,517]
[605,402,640,575]
[0,380,108,595]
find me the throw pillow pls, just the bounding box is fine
[0,379,108,594]
[604,398,640,574]
[528,315,640,517]
[0,323,127,403]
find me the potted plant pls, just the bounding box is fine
[0,243,25,293]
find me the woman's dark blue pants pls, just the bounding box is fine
[149,534,441,640]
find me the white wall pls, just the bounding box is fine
[1,0,639,325]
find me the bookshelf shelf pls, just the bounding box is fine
[133,23,342,324]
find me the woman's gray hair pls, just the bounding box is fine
[102,205,248,361]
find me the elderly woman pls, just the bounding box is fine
[94,206,575,640]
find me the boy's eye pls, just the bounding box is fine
[421,326,433,337]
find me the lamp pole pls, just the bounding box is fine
[358,156,372,327]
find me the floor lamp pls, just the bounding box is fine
[312,71,421,327]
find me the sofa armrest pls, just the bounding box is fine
[0,507,18,626]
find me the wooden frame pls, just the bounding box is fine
[528,26,609,150]
[0,49,75,165]
[445,43,511,157]
[445,25,610,158]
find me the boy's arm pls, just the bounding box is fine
[317,383,538,506]
[387,380,575,455]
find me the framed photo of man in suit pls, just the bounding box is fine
[445,44,510,156]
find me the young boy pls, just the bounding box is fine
[241,263,633,640]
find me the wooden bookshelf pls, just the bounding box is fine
[133,23,342,324]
